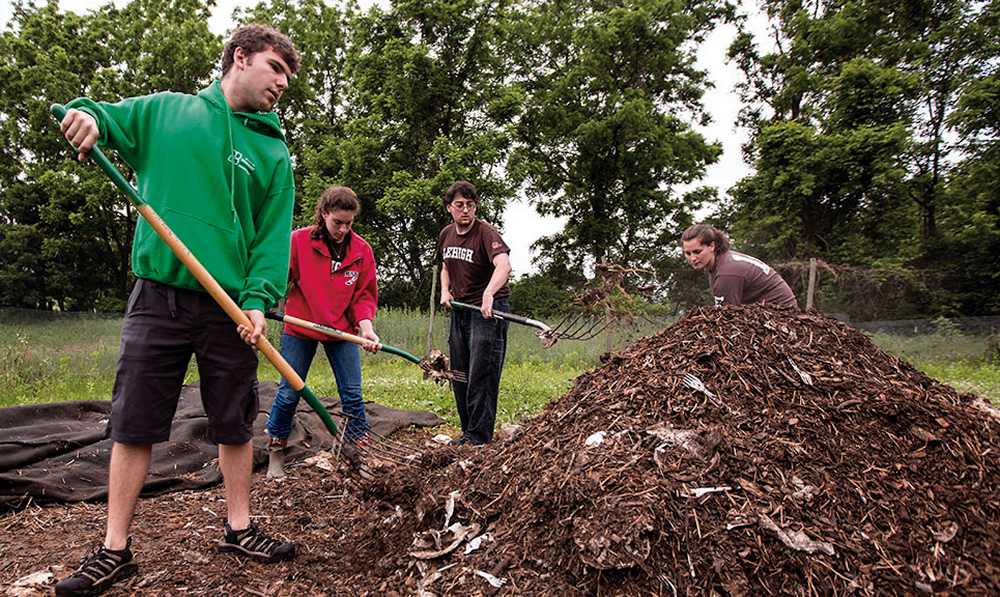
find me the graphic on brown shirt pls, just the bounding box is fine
[437,219,511,303]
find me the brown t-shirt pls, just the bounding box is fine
[708,250,798,308]
[437,219,511,303]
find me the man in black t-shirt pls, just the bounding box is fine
[436,181,512,445]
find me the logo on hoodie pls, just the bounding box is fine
[228,150,257,174]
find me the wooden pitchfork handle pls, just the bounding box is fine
[264,310,424,365]
[50,103,339,438]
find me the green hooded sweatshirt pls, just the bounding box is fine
[67,81,294,312]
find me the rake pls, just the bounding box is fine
[265,311,466,383]
[449,301,608,348]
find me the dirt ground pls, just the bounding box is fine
[4,304,1000,596]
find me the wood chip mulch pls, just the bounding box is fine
[3,304,999,596]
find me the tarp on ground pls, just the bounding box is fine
[0,381,444,510]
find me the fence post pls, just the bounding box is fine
[427,264,438,356]
[806,258,817,309]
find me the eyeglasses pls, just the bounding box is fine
[450,201,476,212]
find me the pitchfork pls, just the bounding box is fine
[337,411,423,467]
[449,301,608,348]
[265,311,466,383]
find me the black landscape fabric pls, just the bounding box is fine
[0,381,444,510]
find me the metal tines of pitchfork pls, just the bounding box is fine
[449,301,608,349]
[337,412,423,471]
[681,373,724,407]
[535,311,610,348]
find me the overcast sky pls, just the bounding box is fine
[3,0,766,277]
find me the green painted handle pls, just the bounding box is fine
[50,103,339,438]
[265,311,421,365]
[50,104,147,207]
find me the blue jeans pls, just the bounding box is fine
[448,296,509,444]
[266,332,368,442]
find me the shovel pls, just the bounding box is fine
[265,310,466,383]
[449,300,608,348]
[49,104,343,446]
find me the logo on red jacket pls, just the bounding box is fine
[344,270,359,286]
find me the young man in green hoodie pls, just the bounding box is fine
[54,24,300,597]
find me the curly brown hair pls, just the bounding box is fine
[221,23,300,77]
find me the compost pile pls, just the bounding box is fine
[366,304,1000,595]
[4,304,1000,596]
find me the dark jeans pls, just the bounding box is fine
[448,296,509,444]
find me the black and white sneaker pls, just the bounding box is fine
[55,537,137,597]
[218,523,295,562]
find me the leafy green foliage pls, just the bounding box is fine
[725,0,999,316]
[290,0,518,308]
[0,0,218,310]
[508,0,730,274]
[508,273,573,319]
[3,0,996,318]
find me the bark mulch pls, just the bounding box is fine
[4,304,999,596]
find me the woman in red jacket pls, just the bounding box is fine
[266,186,379,477]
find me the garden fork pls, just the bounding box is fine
[449,301,608,348]
[681,373,724,407]
[337,412,423,468]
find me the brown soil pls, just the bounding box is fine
[4,305,1000,596]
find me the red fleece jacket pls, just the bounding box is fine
[284,226,378,341]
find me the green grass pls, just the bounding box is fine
[866,330,989,363]
[867,330,1000,404]
[1,315,121,407]
[915,361,1000,401]
[3,310,997,415]
[0,309,629,414]
[281,357,584,430]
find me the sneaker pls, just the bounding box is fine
[55,538,137,597]
[344,426,370,449]
[354,431,370,448]
[448,436,471,446]
[218,523,295,563]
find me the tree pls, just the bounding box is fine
[931,2,1000,314]
[508,0,729,276]
[0,0,218,310]
[725,0,999,314]
[299,0,518,308]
